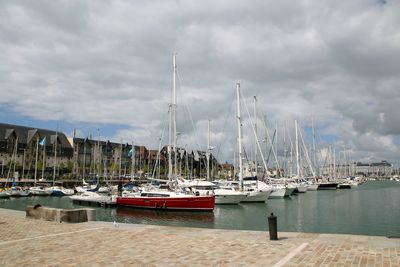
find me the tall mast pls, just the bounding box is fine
[131,141,135,179]
[295,120,300,177]
[207,119,210,180]
[173,54,177,179]
[312,118,317,176]
[283,121,286,176]
[264,115,268,174]
[53,129,57,185]
[119,140,122,179]
[168,103,172,180]
[42,138,45,180]
[253,96,257,177]
[236,83,244,190]
[34,136,39,186]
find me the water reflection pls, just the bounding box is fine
[116,207,215,224]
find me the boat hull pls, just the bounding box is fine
[116,195,215,211]
[297,185,307,193]
[284,187,295,196]
[317,183,338,190]
[269,188,286,198]
[306,184,319,191]
[241,190,270,203]
[0,191,10,198]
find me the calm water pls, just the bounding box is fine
[1,181,399,237]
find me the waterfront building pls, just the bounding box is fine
[319,160,393,178]
[0,122,221,180]
[218,162,234,179]
[0,123,73,179]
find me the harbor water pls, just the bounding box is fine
[1,181,399,237]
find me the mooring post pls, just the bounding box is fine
[268,212,278,240]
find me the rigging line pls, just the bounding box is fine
[239,88,270,178]
[176,71,203,152]
[298,122,316,177]
[266,129,276,165]
[151,106,169,179]
[215,90,236,160]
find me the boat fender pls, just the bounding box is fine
[162,203,166,209]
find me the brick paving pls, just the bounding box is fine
[0,208,399,266]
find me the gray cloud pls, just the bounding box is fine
[1,0,400,164]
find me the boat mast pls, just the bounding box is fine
[207,119,211,180]
[42,138,45,180]
[295,119,300,177]
[119,140,122,179]
[312,118,317,177]
[236,83,244,190]
[173,54,177,180]
[253,96,257,177]
[34,135,39,186]
[131,141,135,179]
[53,129,57,186]
[168,103,172,180]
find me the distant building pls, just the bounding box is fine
[320,160,393,177]
[218,162,234,179]
[0,123,73,179]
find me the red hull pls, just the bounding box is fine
[116,195,215,211]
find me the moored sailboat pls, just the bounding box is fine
[116,55,215,211]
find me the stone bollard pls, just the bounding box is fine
[268,212,278,240]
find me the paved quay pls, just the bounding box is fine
[0,208,399,267]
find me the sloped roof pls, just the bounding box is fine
[0,123,72,149]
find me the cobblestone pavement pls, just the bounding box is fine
[0,208,399,266]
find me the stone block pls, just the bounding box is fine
[26,206,96,223]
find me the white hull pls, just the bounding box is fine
[241,190,269,203]
[30,187,53,196]
[215,194,243,204]
[0,191,10,198]
[297,185,307,193]
[306,184,319,191]
[269,188,286,198]
[285,187,295,196]
[70,192,116,204]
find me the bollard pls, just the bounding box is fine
[268,212,278,240]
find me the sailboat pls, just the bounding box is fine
[116,55,215,211]
[235,83,270,203]
[48,132,74,196]
[30,136,52,196]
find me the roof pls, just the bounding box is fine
[0,123,72,149]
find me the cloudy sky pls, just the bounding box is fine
[1,0,399,165]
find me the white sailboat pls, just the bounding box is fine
[235,83,270,203]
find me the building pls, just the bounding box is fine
[320,160,393,178]
[0,122,222,180]
[0,123,73,180]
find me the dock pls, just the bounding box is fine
[0,208,399,266]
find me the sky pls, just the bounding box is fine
[1,0,399,166]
